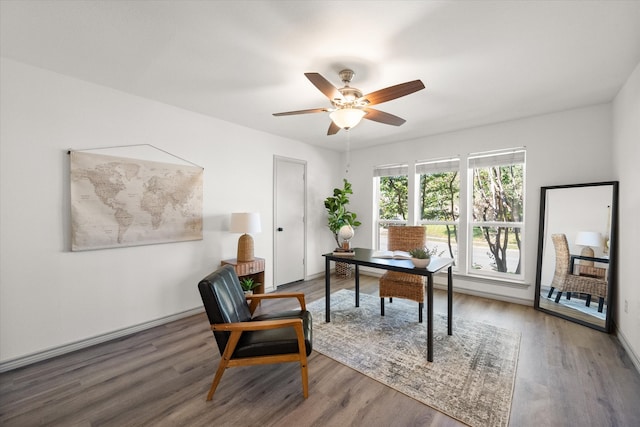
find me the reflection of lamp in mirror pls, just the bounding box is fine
[230,212,261,262]
[575,231,602,267]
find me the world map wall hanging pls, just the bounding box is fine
[69,149,203,251]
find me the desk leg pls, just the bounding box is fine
[427,273,433,362]
[448,266,452,335]
[325,257,331,323]
[355,264,360,307]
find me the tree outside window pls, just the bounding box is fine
[374,164,408,250]
[379,175,408,221]
[373,150,525,280]
[469,150,525,276]
[417,159,460,266]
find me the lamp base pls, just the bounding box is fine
[237,234,255,262]
[580,246,595,266]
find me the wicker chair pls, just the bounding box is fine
[379,226,427,322]
[547,234,608,312]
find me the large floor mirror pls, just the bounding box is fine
[534,181,618,332]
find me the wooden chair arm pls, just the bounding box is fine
[211,318,303,332]
[246,292,306,313]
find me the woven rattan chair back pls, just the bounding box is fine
[379,226,427,322]
[551,234,571,289]
[388,226,427,252]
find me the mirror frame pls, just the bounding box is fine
[534,181,618,333]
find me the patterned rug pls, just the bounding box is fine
[307,290,520,427]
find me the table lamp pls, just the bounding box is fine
[230,212,261,262]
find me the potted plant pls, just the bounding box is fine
[324,179,362,277]
[239,277,259,295]
[324,179,362,248]
[409,247,431,268]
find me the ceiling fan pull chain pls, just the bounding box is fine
[345,131,351,176]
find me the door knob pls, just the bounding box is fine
[277,227,284,232]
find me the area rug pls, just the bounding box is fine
[307,290,520,427]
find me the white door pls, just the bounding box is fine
[274,157,306,286]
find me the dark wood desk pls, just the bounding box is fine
[323,248,454,362]
[569,254,609,273]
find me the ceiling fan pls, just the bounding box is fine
[273,69,425,135]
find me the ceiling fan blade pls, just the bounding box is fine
[360,80,425,106]
[363,108,406,126]
[305,72,344,101]
[327,121,341,135]
[273,108,329,116]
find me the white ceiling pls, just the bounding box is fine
[2,1,640,151]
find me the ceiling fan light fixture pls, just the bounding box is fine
[330,108,366,130]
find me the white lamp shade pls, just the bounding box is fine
[230,212,261,234]
[575,231,602,248]
[330,108,366,130]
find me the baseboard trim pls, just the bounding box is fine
[0,307,204,373]
[615,323,640,374]
[353,268,532,306]
[436,283,532,306]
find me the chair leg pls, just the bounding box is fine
[207,359,229,401]
[566,292,571,300]
[555,292,563,303]
[418,302,423,323]
[389,297,393,303]
[547,287,555,298]
[585,294,592,307]
[598,298,605,313]
[207,330,241,401]
[380,297,385,316]
[300,360,309,398]
[293,322,309,399]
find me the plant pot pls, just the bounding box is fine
[411,257,431,268]
[243,290,253,296]
[335,262,353,278]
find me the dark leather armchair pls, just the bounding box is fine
[197,265,312,401]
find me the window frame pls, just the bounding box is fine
[373,163,409,250]
[372,149,526,284]
[466,149,526,280]
[416,158,460,269]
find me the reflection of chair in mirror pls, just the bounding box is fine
[576,264,607,280]
[198,265,313,402]
[547,234,608,312]
[379,226,426,322]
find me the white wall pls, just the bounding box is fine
[346,104,614,303]
[612,61,640,367]
[0,58,340,364]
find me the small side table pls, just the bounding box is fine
[570,254,609,278]
[221,257,265,294]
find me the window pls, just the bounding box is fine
[416,158,460,267]
[372,148,526,284]
[374,164,408,250]
[468,150,525,278]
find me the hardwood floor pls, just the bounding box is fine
[1,274,639,426]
